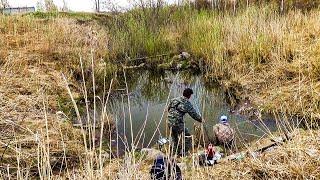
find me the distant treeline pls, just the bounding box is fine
[193,0,320,12]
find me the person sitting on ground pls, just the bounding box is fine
[213,115,235,151]
[198,143,216,166]
[167,88,203,157]
[150,155,182,180]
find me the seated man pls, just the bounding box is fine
[213,115,235,151]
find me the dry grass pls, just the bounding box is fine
[186,8,320,121]
[231,10,320,118]
[0,5,320,179]
[109,128,319,180]
[187,129,320,179]
[0,14,111,177]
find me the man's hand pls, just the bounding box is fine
[201,118,205,123]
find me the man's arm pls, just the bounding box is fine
[186,102,202,122]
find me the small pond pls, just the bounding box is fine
[106,70,278,153]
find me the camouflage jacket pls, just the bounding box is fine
[167,96,202,127]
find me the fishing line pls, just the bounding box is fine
[192,80,213,147]
[146,71,180,148]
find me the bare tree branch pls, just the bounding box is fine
[62,0,69,12]
[0,0,10,8]
[93,0,101,12]
[44,0,57,11]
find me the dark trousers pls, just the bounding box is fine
[170,126,191,156]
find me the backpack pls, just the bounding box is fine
[150,155,182,180]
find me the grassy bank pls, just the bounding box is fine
[0,3,319,179]
[105,6,320,121]
[0,14,114,177]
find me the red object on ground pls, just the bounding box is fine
[206,144,215,159]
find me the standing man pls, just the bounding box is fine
[168,88,202,156]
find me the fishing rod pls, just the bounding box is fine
[192,86,215,146]
[147,71,180,148]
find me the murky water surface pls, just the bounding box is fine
[106,70,278,150]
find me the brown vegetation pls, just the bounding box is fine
[0,3,320,179]
[0,15,111,176]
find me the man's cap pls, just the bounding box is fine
[220,115,228,124]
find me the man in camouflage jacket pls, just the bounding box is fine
[167,88,202,156]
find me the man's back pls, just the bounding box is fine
[167,96,201,127]
[213,123,234,144]
[167,88,202,156]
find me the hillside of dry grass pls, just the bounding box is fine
[0,14,111,174]
[206,9,320,121]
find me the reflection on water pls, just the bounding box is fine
[107,70,277,150]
